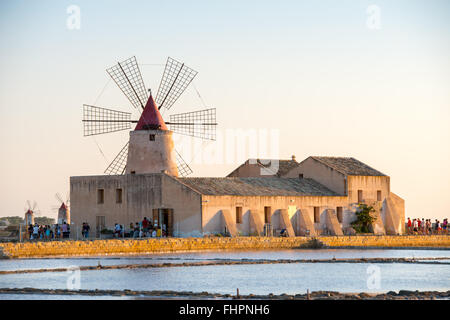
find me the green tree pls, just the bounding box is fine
[0,216,24,225]
[34,217,55,225]
[351,204,376,233]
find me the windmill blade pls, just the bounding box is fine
[83,104,135,136]
[104,142,129,175]
[55,193,64,204]
[26,200,31,210]
[175,150,193,177]
[168,108,217,140]
[32,201,37,211]
[106,56,148,110]
[155,57,198,110]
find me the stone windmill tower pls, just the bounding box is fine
[54,193,70,224]
[24,209,34,226]
[125,95,178,175]
[82,56,217,176]
[24,200,39,226]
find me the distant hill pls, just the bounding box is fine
[0,216,23,225]
[0,216,55,226]
[34,217,55,225]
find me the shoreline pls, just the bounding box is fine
[0,287,448,300]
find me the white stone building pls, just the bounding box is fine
[71,93,405,237]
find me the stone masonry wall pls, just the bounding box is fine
[319,235,450,248]
[0,236,449,259]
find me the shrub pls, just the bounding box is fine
[351,203,376,234]
[100,228,113,234]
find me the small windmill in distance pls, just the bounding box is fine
[53,193,70,225]
[24,200,40,226]
[82,56,217,176]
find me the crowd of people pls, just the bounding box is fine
[113,217,168,238]
[406,218,448,235]
[27,222,70,240]
[24,217,448,241]
[24,217,166,241]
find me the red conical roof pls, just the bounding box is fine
[135,95,167,130]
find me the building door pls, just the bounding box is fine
[264,206,271,224]
[152,208,173,236]
[96,216,105,237]
[163,209,173,236]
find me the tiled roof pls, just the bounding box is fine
[270,159,300,177]
[177,177,340,196]
[227,159,299,177]
[310,156,386,176]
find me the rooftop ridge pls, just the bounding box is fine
[178,176,341,197]
[309,156,387,176]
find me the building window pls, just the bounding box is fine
[337,207,343,223]
[97,189,104,204]
[149,134,155,141]
[131,171,136,174]
[357,190,363,203]
[236,207,242,224]
[377,190,382,201]
[314,207,320,223]
[116,188,123,204]
[298,174,304,179]
[264,206,271,224]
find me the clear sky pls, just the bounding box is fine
[0,0,449,220]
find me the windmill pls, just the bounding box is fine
[24,200,40,226]
[82,56,217,176]
[53,193,70,224]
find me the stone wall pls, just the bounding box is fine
[319,235,450,248]
[1,236,449,259]
[0,237,310,258]
[70,173,203,238]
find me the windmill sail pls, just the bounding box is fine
[82,56,216,179]
[55,192,70,206]
[175,150,193,177]
[55,193,64,204]
[168,108,217,140]
[106,56,148,110]
[155,57,198,110]
[83,105,133,136]
[104,142,129,175]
